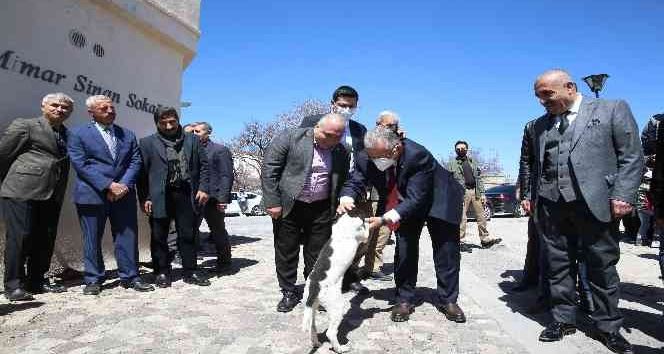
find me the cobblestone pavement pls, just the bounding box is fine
[1,216,662,354]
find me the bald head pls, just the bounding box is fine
[534,68,578,115]
[314,113,345,149]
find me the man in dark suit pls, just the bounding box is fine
[338,127,466,323]
[300,85,370,292]
[0,93,73,301]
[192,122,234,272]
[262,113,349,312]
[68,95,154,295]
[137,107,210,288]
[520,69,642,353]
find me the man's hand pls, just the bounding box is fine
[521,200,532,215]
[366,216,383,231]
[108,182,128,199]
[611,199,633,218]
[143,201,152,215]
[195,191,209,205]
[267,206,282,219]
[337,199,356,214]
[106,190,117,202]
[217,203,227,212]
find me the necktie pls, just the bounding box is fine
[105,127,117,160]
[385,166,400,231]
[558,111,570,134]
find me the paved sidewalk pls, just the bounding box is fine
[0,216,662,354]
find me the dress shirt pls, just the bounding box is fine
[297,142,332,203]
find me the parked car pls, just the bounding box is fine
[484,184,523,217]
[225,192,266,216]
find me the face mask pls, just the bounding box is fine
[333,106,356,119]
[372,157,396,171]
[456,150,467,158]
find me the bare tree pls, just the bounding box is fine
[229,99,328,189]
[440,147,504,175]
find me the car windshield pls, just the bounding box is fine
[486,185,514,193]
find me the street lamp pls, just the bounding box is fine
[582,74,610,98]
[181,101,192,108]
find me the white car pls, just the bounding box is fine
[225,192,266,216]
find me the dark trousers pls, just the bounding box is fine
[538,198,623,333]
[197,199,231,262]
[394,217,460,305]
[150,187,198,276]
[272,199,332,292]
[521,217,540,286]
[2,197,62,291]
[76,193,139,284]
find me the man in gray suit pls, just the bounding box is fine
[262,113,349,312]
[0,93,73,301]
[520,69,642,353]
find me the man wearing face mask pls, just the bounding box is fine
[338,127,466,323]
[137,107,210,288]
[448,141,501,249]
[262,113,349,312]
[300,85,370,293]
[520,69,642,353]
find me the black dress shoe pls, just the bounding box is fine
[154,273,171,288]
[593,331,633,353]
[481,238,502,249]
[539,322,576,342]
[460,243,473,253]
[29,281,67,294]
[83,283,102,295]
[4,288,34,301]
[436,303,466,323]
[369,271,393,281]
[276,290,299,312]
[121,278,155,292]
[342,281,369,294]
[390,302,414,322]
[183,273,211,286]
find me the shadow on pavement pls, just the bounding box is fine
[619,282,664,346]
[0,301,44,316]
[337,291,391,346]
[200,257,259,277]
[497,269,551,326]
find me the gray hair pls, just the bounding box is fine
[85,95,113,109]
[42,92,74,106]
[376,110,400,126]
[364,126,401,150]
[197,121,213,133]
[316,112,346,127]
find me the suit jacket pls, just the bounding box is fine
[519,97,643,222]
[261,127,349,218]
[651,121,664,219]
[67,122,142,205]
[137,131,209,218]
[0,117,69,201]
[300,114,367,154]
[341,138,464,225]
[205,141,234,203]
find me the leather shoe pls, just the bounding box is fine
[390,302,414,322]
[369,271,393,281]
[4,288,34,301]
[183,273,211,286]
[342,281,369,294]
[83,283,102,295]
[437,303,466,323]
[593,331,633,353]
[481,238,502,249]
[539,322,576,342]
[121,278,155,292]
[28,281,67,294]
[154,273,171,288]
[276,290,299,312]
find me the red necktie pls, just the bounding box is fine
[385,166,400,231]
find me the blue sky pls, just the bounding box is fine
[181,0,664,179]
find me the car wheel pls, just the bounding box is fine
[251,205,265,216]
[483,204,492,221]
[512,204,523,218]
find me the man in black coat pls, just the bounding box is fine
[192,122,234,272]
[137,107,210,288]
[339,127,466,323]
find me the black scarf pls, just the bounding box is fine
[158,127,190,187]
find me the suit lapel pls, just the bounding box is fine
[152,134,167,163]
[303,129,314,176]
[537,115,552,165]
[570,98,597,151]
[37,117,60,155]
[88,123,114,162]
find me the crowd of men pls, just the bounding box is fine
[2,68,663,354]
